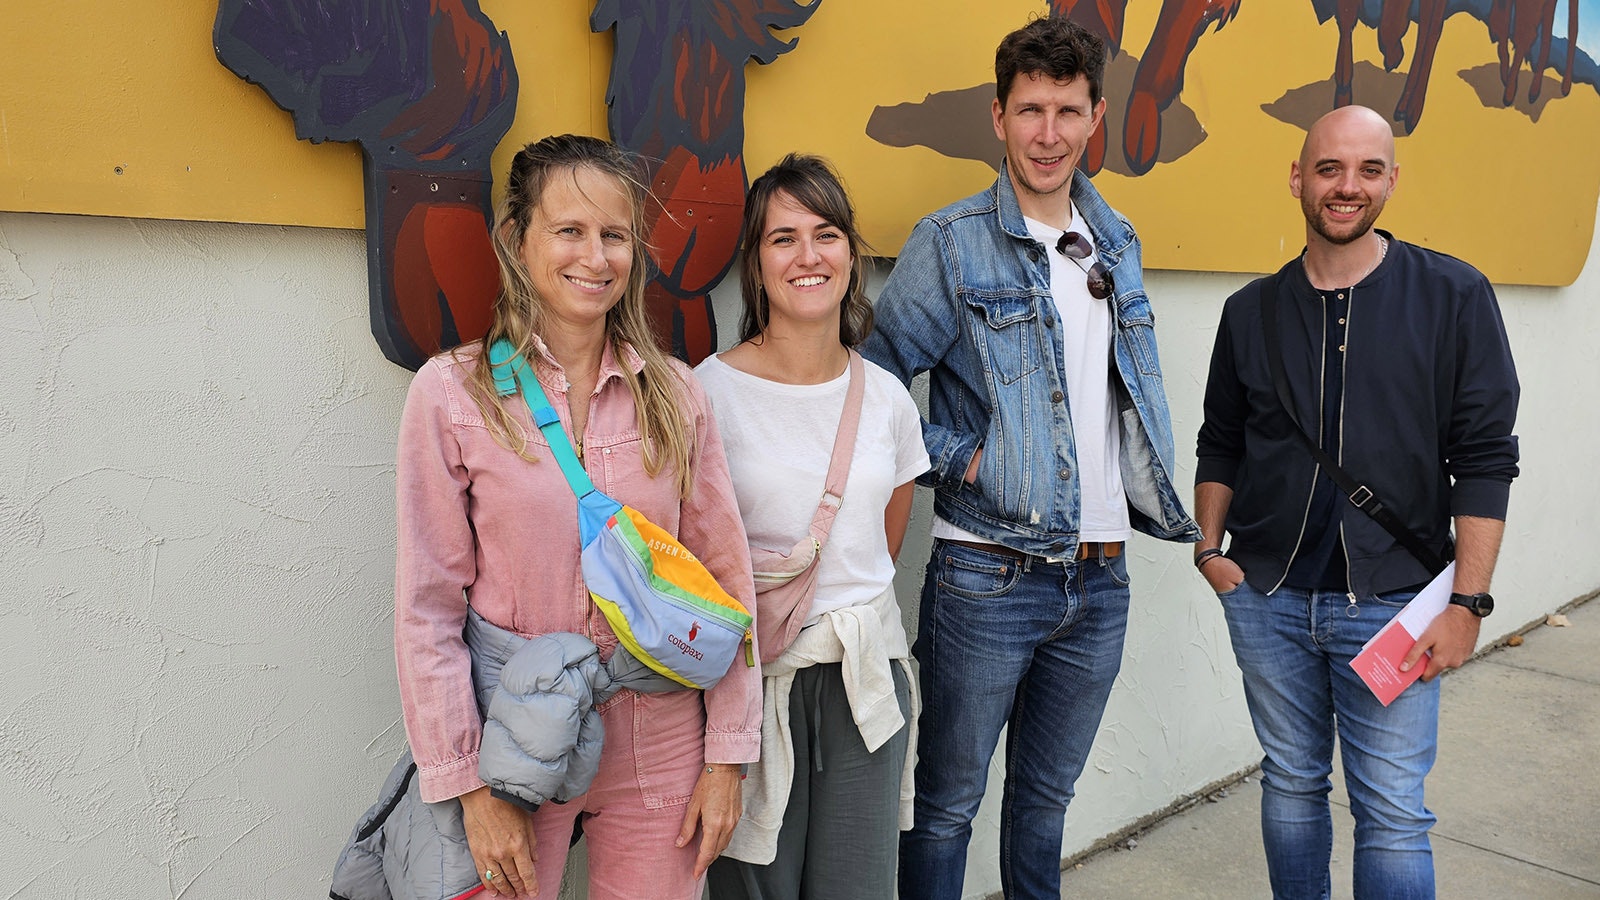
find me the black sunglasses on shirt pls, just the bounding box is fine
[1055,231,1113,300]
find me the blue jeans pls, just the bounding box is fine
[899,540,1131,900]
[1218,579,1440,900]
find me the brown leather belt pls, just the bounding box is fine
[944,538,1123,563]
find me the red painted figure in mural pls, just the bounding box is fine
[1051,0,1242,176]
[1323,0,1580,132]
[1122,0,1242,174]
[591,0,819,365]
[216,0,516,370]
[1489,0,1580,104]
[1051,0,1584,172]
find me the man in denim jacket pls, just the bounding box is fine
[861,17,1199,900]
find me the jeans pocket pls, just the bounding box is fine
[936,547,1024,600]
[1215,581,1246,600]
[1370,589,1419,609]
[1105,552,1131,588]
[629,691,704,810]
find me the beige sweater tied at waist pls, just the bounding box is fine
[722,585,920,865]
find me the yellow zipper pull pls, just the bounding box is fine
[744,629,755,667]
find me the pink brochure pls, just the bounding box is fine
[1348,563,1456,706]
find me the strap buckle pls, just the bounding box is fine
[1347,485,1381,513]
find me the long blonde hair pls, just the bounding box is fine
[463,134,694,497]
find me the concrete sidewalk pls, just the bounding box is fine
[1060,596,1600,899]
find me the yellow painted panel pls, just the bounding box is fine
[3,1,1595,283]
[0,0,613,229]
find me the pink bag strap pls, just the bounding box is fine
[806,350,866,550]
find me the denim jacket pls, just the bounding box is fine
[862,165,1200,557]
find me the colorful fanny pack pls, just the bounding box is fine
[488,340,754,690]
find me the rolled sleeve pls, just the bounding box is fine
[923,427,982,490]
[393,360,487,802]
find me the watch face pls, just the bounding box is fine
[1454,592,1495,617]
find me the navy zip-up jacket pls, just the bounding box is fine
[1196,232,1520,599]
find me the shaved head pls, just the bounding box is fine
[1300,105,1395,171]
[1291,105,1399,247]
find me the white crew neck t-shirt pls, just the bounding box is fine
[696,354,930,622]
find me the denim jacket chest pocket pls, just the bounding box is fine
[964,293,1045,386]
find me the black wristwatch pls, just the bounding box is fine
[1448,592,1495,618]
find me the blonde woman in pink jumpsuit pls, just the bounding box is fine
[393,134,761,900]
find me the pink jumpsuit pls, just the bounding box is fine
[394,339,761,900]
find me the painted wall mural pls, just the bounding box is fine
[6,0,1600,369]
[214,0,818,367]
[215,0,516,369]
[592,0,819,363]
[870,0,1597,188]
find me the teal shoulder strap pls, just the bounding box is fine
[487,339,597,498]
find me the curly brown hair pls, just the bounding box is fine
[995,16,1107,107]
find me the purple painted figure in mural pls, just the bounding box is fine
[591,0,819,364]
[215,0,517,370]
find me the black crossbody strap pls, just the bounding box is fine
[1259,274,1447,575]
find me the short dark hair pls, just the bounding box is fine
[995,16,1107,107]
[737,154,875,347]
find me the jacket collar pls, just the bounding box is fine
[992,161,1135,265]
[1286,228,1401,302]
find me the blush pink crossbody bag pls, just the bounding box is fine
[749,350,866,664]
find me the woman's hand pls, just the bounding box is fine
[460,786,538,897]
[675,764,743,877]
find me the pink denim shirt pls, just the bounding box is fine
[394,339,761,802]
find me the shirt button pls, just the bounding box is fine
[1339,317,1346,325]
[604,447,612,455]
[1337,292,1345,299]
[1339,344,1347,352]
[1028,249,1040,262]
[1044,315,1055,328]
[1059,468,1071,480]
[1051,390,1065,403]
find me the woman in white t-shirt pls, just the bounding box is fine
[699,154,929,899]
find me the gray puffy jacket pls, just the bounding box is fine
[329,609,678,900]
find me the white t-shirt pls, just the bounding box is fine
[695,354,930,622]
[1025,210,1131,541]
[932,203,1131,544]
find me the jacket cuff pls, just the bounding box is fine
[1194,457,1239,489]
[416,752,485,803]
[703,729,761,765]
[927,429,980,489]
[1450,477,1511,520]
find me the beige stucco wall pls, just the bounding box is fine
[1,199,1594,898]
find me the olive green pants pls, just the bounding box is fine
[707,662,911,900]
